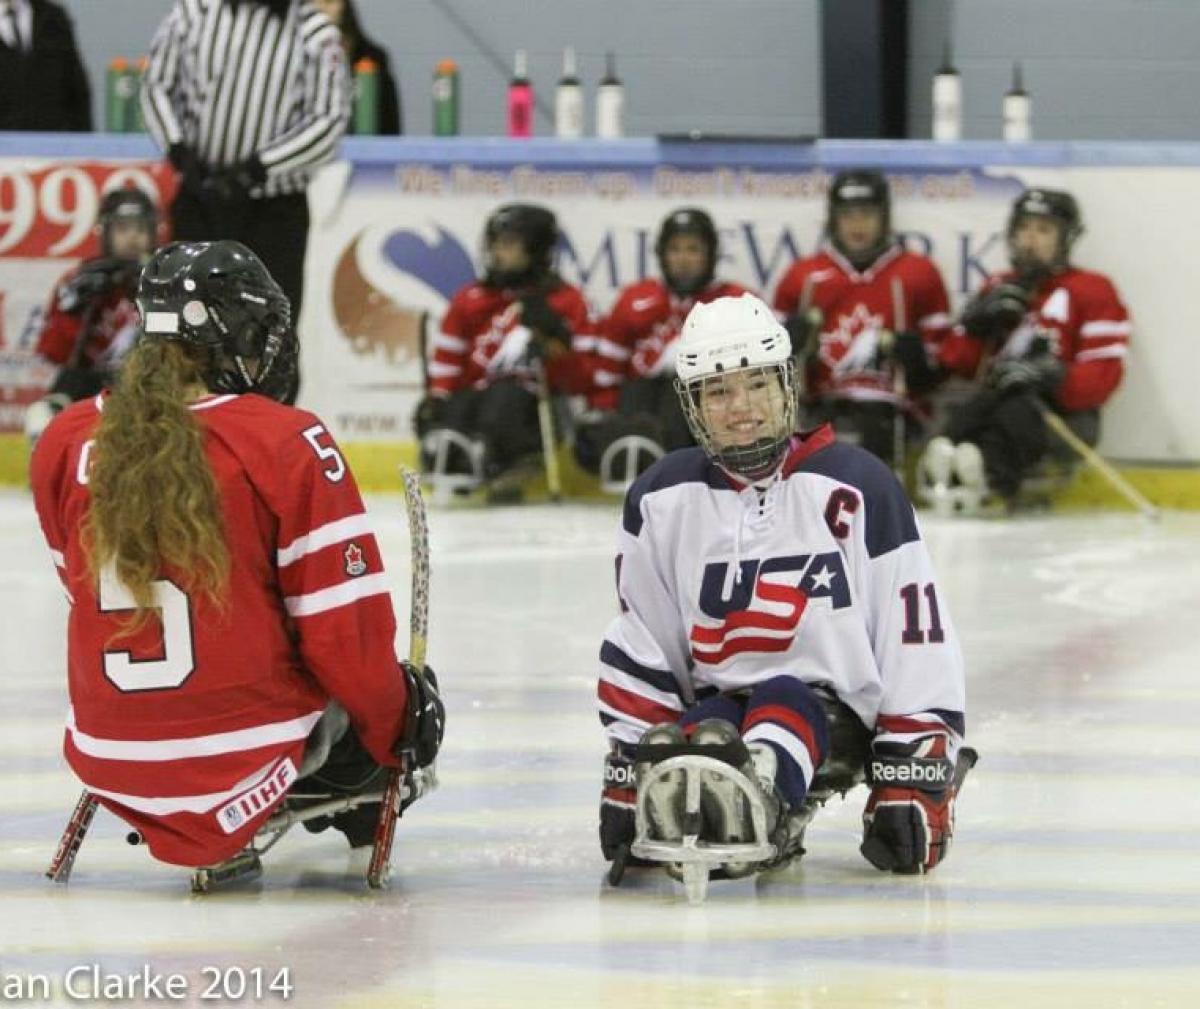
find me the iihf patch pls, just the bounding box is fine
[343,542,367,577]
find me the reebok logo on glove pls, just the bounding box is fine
[869,758,951,786]
[604,760,635,787]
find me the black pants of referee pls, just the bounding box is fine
[172,189,309,403]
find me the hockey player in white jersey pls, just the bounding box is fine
[598,293,974,890]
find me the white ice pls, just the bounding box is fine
[1,489,1198,1008]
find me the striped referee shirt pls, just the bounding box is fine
[141,0,349,198]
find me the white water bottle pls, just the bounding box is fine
[595,51,625,139]
[932,40,962,141]
[1003,61,1031,141]
[555,46,584,138]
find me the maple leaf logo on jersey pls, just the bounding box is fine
[343,542,368,577]
[822,303,887,374]
[689,552,850,666]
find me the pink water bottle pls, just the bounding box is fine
[507,49,533,137]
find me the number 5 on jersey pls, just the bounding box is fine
[302,423,346,482]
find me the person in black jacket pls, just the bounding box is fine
[313,0,401,134]
[0,0,91,131]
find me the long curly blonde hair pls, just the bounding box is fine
[83,339,229,631]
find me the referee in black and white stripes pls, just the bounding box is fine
[141,0,350,401]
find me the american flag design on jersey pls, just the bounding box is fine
[598,425,966,800]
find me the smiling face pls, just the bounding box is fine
[696,367,789,451]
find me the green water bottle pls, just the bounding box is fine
[433,58,459,136]
[106,57,135,133]
[353,57,380,135]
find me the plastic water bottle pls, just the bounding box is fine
[433,58,460,136]
[106,58,136,133]
[555,47,584,139]
[932,40,961,141]
[1003,61,1031,141]
[507,49,533,138]
[353,57,380,135]
[595,51,624,139]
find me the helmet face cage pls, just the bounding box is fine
[655,208,718,297]
[137,241,296,401]
[1006,189,1083,273]
[675,359,797,480]
[482,203,558,288]
[827,170,892,267]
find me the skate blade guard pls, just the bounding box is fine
[631,755,776,904]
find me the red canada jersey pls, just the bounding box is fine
[596,279,751,409]
[36,265,140,370]
[936,267,1130,413]
[30,393,409,867]
[428,279,600,404]
[773,244,952,406]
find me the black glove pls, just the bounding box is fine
[57,258,139,314]
[890,329,943,394]
[168,142,207,197]
[599,746,637,861]
[960,281,1030,342]
[987,355,1064,398]
[413,395,448,438]
[201,154,267,203]
[397,662,445,769]
[784,308,823,360]
[519,294,571,351]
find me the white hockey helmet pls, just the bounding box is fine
[674,293,797,478]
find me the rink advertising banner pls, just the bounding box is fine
[303,159,1026,444]
[0,158,177,433]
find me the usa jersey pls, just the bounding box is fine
[598,425,966,763]
[773,244,951,406]
[937,267,1130,413]
[429,279,599,404]
[30,393,408,867]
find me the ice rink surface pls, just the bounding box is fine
[1,488,1198,1009]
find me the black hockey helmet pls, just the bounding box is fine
[483,203,559,288]
[1007,187,1083,272]
[827,169,892,267]
[98,186,159,257]
[655,207,718,297]
[136,241,296,401]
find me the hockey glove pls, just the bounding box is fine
[413,395,448,438]
[202,155,267,203]
[397,662,445,769]
[519,294,571,344]
[168,142,207,197]
[599,746,637,861]
[860,737,960,873]
[57,258,138,314]
[988,355,1064,398]
[960,281,1030,342]
[890,329,943,394]
[784,308,823,360]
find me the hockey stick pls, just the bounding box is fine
[367,467,432,888]
[533,358,563,502]
[890,278,908,476]
[1037,405,1161,522]
[46,790,99,883]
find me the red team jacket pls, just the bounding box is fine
[936,267,1130,413]
[597,278,751,410]
[773,244,951,407]
[36,267,140,369]
[31,393,408,867]
[429,280,600,404]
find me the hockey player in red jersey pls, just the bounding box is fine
[24,188,161,443]
[598,293,974,891]
[918,188,1131,508]
[773,170,952,467]
[31,241,444,872]
[415,203,595,497]
[574,207,751,489]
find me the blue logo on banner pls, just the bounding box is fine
[381,226,476,300]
